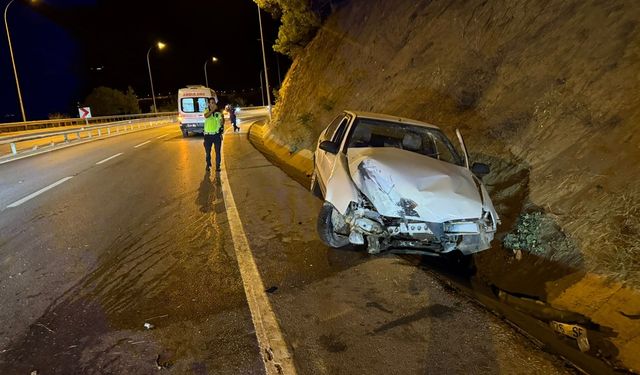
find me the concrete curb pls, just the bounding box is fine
[247,122,314,187]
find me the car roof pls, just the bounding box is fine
[345,110,441,130]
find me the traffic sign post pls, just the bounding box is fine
[78,107,92,126]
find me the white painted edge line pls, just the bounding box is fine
[219,162,297,375]
[133,140,151,148]
[7,176,74,208]
[95,152,123,165]
[156,133,169,139]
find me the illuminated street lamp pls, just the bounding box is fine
[146,41,166,113]
[204,56,218,88]
[4,0,37,122]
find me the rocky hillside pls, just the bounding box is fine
[266,0,640,287]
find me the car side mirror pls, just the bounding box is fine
[319,140,340,154]
[471,162,490,176]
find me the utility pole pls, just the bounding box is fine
[257,4,272,119]
[259,71,265,106]
[4,0,27,122]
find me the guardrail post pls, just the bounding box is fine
[98,128,102,137]
[64,134,69,143]
[76,131,81,140]
[10,143,17,155]
[107,127,111,135]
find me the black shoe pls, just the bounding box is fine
[215,167,221,172]
[206,165,211,171]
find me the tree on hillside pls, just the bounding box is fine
[254,0,321,57]
[83,86,141,116]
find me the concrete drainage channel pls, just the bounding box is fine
[245,122,627,375]
[0,116,176,165]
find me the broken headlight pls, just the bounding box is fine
[481,210,496,232]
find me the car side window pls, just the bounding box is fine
[322,115,344,141]
[331,117,350,145]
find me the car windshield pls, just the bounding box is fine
[346,118,464,166]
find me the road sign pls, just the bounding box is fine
[79,107,92,119]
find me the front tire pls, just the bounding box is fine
[317,203,350,248]
[182,129,189,137]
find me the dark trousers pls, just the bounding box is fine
[204,133,222,169]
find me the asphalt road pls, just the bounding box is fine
[0,120,574,374]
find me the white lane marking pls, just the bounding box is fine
[156,133,169,139]
[133,140,151,148]
[219,162,297,375]
[95,152,123,165]
[7,177,74,208]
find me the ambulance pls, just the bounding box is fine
[177,85,218,137]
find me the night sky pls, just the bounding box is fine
[0,0,285,121]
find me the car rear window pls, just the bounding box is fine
[181,98,208,113]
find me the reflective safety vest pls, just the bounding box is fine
[204,110,223,134]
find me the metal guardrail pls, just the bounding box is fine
[0,112,177,133]
[0,116,175,159]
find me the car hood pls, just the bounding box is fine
[347,147,484,222]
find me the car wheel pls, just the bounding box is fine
[310,171,323,199]
[317,202,350,248]
[182,129,189,137]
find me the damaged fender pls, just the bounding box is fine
[324,152,360,215]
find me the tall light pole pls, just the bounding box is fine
[204,56,218,88]
[259,71,265,106]
[4,0,30,122]
[146,41,166,113]
[257,4,272,119]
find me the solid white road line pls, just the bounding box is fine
[156,133,169,139]
[219,163,297,375]
[133,140,151,148]
[7,176,74,208]
[95,152,123,165]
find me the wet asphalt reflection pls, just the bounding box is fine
[0,128,262,374]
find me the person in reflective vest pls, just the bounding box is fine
[203,98,224,172]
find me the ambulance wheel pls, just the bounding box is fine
[182,129,188,137]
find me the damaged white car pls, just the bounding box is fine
[310,111,500,256]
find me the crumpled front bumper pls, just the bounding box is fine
[344,203,494,255]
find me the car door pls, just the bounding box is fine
[316,115,351,190]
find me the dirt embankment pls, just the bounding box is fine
[258,0,640,371]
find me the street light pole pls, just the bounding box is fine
[4,0,27,122]
[146,41,165,114]
[257,4,272,119]
[204,56,218,88]
[259,71,265,106]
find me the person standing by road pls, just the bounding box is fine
[228,105,239,133]
[203,98,224,172]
